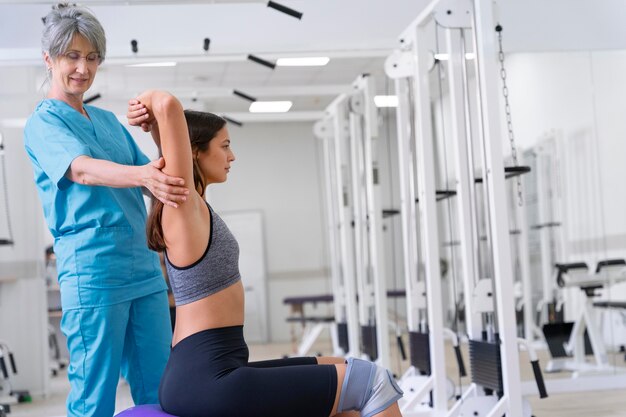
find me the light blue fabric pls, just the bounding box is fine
[62,291,171,417]
[24,99,167,309]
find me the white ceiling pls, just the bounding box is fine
[1,0,626,122]
[0,0,432,120]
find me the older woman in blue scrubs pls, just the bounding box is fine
[23,4,187,417]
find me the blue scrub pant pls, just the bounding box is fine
[61,290,171,417]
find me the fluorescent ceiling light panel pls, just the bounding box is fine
[276,57,330,67]
[249,101,293,113]
[126,62,177,67]
[374,95,398,108]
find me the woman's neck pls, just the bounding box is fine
[47,89,84,114]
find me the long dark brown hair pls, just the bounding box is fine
[147,110,227,252]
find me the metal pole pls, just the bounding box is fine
[357,75,391,369]
[330,97,361,357]
[473,0,524,413]
[314,118,346,354]
[412,19,448,413]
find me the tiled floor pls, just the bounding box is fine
[9,339,626,417]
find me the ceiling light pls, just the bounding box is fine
[276,57,330,67]
[249,101,292,113]
[374,95,398,108]
[126,62,177,67]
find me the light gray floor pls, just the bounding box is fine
[9,339,626,417]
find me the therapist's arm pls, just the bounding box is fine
[67,156,189,208]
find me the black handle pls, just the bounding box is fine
[454,345,467,377]
[0,357,7,379]
[9,352,16,374]
[596,259,626,273]
[531,360,548,398]
[396,335,407,361]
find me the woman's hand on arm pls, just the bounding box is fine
[67,155,189,208]
[127,98,161,149]
[130,90,195,194]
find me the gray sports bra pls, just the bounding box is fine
[164,203,241,306]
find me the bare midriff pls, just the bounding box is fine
[171,279,245,347]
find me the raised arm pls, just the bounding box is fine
[132,90,194,192]
[129,91,209,262]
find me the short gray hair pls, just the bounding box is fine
[41,3,106,63]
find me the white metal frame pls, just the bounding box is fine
[349,75,391,368]
[387,0,528,416]
[314,94,361,358]
[314,76,393,367]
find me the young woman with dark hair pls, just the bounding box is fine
[127,90,403,417]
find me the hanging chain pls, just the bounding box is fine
[496,24,523,206]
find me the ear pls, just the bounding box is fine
[43,52,52,69]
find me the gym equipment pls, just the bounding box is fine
[385,1,547,415]
[0,131,13,246]
[115,404,176,417]
[544,260,626,375]
[283,294,337,356]
[0,341,31,407]
[283,291,409,358]
[314,94,361,359]
[314,74,393,368]
[523,135,567,334]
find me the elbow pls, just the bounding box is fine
[70,168,92,186]
[68,156,94,186]
[153,92,183,119]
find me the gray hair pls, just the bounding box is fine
[41,3,106,63]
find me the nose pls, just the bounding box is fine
[229,150,236,161]
[75,59,89,74]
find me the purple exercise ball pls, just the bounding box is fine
[115,404,178,417]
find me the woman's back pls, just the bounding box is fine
[163,196,244,346]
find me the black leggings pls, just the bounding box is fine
[159,325,338,417]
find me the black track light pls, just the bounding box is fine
[232,90,257,102]
[267,1,302,19]
[84,93,101,104]
[203,38,211,52]
[131,39,138,54]
[222,116,243,127]
[247,54,276,70]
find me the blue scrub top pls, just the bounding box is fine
[24,99,167,310]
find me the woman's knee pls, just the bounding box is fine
[332,358,403,417]
[316,356,346,365]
